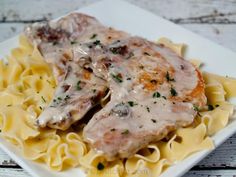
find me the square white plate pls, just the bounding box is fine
[1,0,236,177]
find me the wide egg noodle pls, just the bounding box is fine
[157,37,186,57]
[157,123,214,162]
[0,36,87,171]
[204,72,236,99]
[124,145,170,177]
[199,102,234,135]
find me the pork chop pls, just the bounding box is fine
[83,37,206,160]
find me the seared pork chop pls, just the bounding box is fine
[24,13,128,130]
[25,13,206,159]
[83,37,206,160]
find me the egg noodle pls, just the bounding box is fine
[0,36,235,177]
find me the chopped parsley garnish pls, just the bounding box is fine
[166,72,175,82]
[170,87,177,96]
[76,81,82,90]
[18,86,23,92]
[193,105,199,111]
[93,40,101,46]
[110,128,116,131]
[90,34,97,39]
[121,129,129,135]
[39,106,42,110]
[57,97,62,101]
[64,95,70,101]
[52,41,58,45]
[46,80,51,84]
[146,106,150,112]
[97,162,105,171]
[41,96,46,103]
[144,52,151,56]
[151,119,157,123]
[127,101,138,107]
[153,92,161,98]
[70,41,77,45]
[208,105,214,111]
[111,73,123,83]
[126,52,134,59]
[110,45,128,55]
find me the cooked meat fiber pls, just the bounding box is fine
[24,13,128,130]
[24,13,206,159]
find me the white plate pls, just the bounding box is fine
[1,0,236,177]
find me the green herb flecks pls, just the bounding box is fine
[111,73,123,83]
[110,45,127,55]
[126,52,134,59]
[76,81,82,90]
[193,105,199,112]
[208,105,214,111]
[127,101,138,107]
[93,40,101,46]
[46,80,51,84]
[41,96,46,103]
[170,87,177,96]
[153,92,161,98]
[70,41,77,45]
[64,95,70,101]
[121,129,129,135]
[166,72,175,82]
[52,41,58,45]
[90,34,97,39]
[92,89,96,93]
